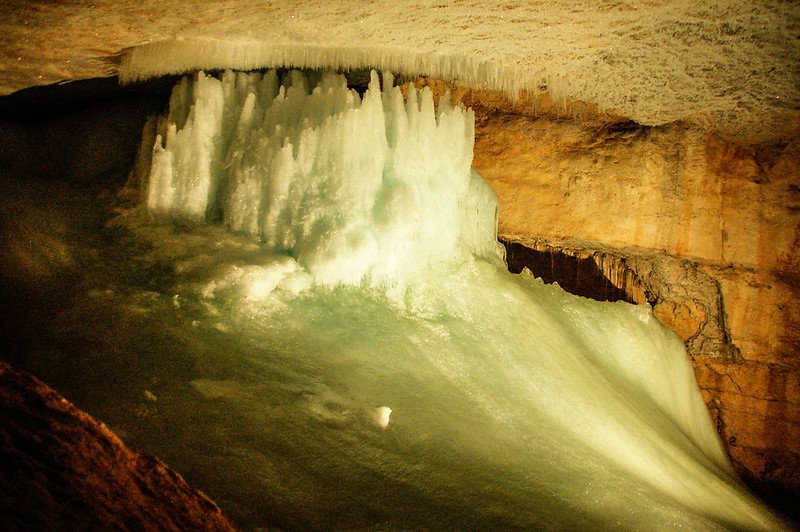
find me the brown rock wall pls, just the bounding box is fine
[697,359,800,504]
[0,359,237,531]
[464,96,800,515]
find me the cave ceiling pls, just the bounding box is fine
[2,0,798,142]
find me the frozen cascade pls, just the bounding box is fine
[139,69,784,529]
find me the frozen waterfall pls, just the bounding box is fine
[133,68,784,530]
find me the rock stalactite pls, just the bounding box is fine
[501,239,652,305]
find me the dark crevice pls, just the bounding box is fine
[0,76,176,122]
[501,239,653,305]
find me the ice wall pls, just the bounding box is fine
[148,69,502,299]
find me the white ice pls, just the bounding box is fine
[147,69,502,305]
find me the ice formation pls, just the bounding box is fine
[137,69,784,529]
[147,69,501,301]
[373,406,392,429]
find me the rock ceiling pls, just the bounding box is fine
[2,0,798,142]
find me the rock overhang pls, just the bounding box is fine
[2,0,798,143]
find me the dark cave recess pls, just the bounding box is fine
[500,239,653,305]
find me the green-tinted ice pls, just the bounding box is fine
[125,68,784,529]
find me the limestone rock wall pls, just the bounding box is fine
[457,87,800,514]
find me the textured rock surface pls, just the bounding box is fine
[1,0,798,142]
[500,237,736,361]
[0,359,237,531]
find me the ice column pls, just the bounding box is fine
[147,69,502,292]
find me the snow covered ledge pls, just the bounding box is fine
[116,34,799,144]
[118,38,542,101]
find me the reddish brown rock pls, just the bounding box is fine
[697,359,800,510]
[653,299,708,343]
[0,359,237,531]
